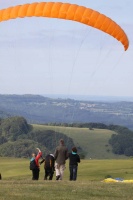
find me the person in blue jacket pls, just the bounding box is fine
[30,148,42,180]
[68,146,80,181]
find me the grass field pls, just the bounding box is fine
[32,124,126,159]
[0,125,131,199]
[1,158,133,200]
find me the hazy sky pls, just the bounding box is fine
[0,0,133,98]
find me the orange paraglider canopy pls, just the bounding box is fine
[0,2,129,50]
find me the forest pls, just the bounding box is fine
[0,116,75,158]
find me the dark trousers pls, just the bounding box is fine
[32,168,40,180]
[44,168,54,180]
[69,165,78,181]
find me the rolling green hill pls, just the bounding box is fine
[32,124,127,159]
[0,115,128,159]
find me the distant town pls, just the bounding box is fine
[0,94,133,129]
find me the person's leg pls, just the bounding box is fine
[34,168,39,180]
[69,165,73,181]
[55,162,60,180]
[32,170,35,180]
[49,169,54,180]
[73,165,78,181]
[59,164,65,180]
[32,169,38,180]
[44,169,48,180]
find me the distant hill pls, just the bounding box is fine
[44,94,133,102]
[0,115,131,159]
[0,116,76,158]
[0,94,133,129]
[32,124,127,159]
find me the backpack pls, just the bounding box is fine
[44,154,55,169]
[30,159,38,170]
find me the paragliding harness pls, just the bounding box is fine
[30,158,38,170]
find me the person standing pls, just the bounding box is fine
[30,148,42,180]
[40,154,55,180]
[54,139,68,180]
[68,146,80,181]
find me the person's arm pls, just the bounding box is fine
[65,148,69,160]
[35,148,42,163]
[77,154,80,163]
[39,158,45,165]
[36,148,41,153]
[54,148,58,160]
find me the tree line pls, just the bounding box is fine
[1,117,133,157]
[0,117,77,158]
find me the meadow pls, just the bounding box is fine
[0,125,132,199]
[32,124,126,159]
[0,157,133,200]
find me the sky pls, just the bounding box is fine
[0,0,133,100]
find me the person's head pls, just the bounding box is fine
[72,146,77,153]
[32,153,36,158]
[59,139,64,145]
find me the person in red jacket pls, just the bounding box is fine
[30,148,42,180]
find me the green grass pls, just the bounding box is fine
[0,125,131,199]
[1,158,133,200]
[32,124,126,159]
[1,180,133,200]
[1,158,133,181]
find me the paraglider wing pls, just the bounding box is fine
[0,2,129,50]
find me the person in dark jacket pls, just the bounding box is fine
[54,139,68,180]
[30,148,42,180]
[68,146,80,181]
[40,154,55,180]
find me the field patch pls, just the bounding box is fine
[32,124,126,159]
[0,158,133,200]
